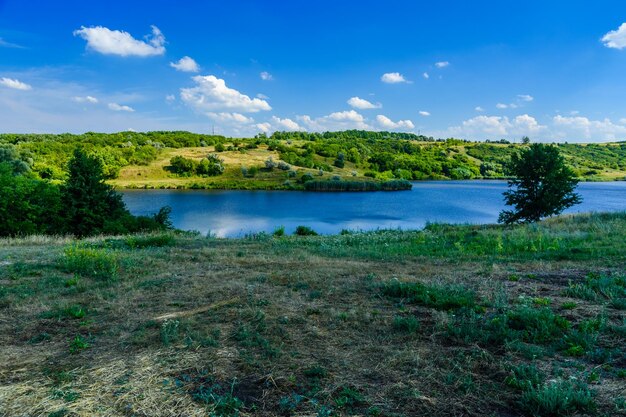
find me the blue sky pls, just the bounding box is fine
[1,0,626,141]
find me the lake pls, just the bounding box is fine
[122,181,626,237]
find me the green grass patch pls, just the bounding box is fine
[382,280,479,311]
[60,244,119,281]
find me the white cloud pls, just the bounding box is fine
[73,95,98,103]
[0,77,32,91]
[207,112,254,124]
[299,110,371,131]
[553,115,626,140]
[435,61,450,68]
[423,72,430,79]
[165,94,175,102]
[518,94,534,102]
[347,96,381,110]
[272,116,303,131]
[496,103,508,109]
[73,25,165,57]
[108,102,135,112]
[381,72,409,84]
[449,114,545,139]
[256,93,269,99]
[180,75,271,114]
[256,122,271,133]
[475,106,485,112]
[602,23,626,50]
[376,114,415,130]
[260,71,273,81]
[419,111,431,117]
[170,56,199,72]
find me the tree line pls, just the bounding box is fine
[0,146,171,237]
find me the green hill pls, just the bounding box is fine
[1,130,625,190]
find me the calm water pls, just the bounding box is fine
[122,181,626,237]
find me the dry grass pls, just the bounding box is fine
[1,214,625,416]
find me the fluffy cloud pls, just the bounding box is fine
[207,112,254,124]
[170,56,199,72]
[299,110,371,131]
[602,23,626,50]
[0,77,32,90]
[73,25,165,57]
[376,115,415,130]
[73,95,98,103]
[419,111,430,117]
[435,61,450,68]
[449,114,545,139]
[381,72,409,84]
[423,72,430,79]
[347,96,381,110]
[256,122,272,133]
[165,94,176,102]
[108,102,134,112]
[496,103,508,109]
[475,106,485,112]
[260,71,273,81]
[552,115,626,140]
[180,75,271,114]
[256,93,269,100]
[272,116,303,131]
[517,94,534,102]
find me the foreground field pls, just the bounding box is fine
[1,213,625,416]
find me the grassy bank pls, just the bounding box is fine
[1,212,625,416]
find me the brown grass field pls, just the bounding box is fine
[1,213,625,416]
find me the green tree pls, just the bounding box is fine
[498,143,581,224]
[61,149,128,237]
[0,163,63,236]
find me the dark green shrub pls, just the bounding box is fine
[295,226,318,236]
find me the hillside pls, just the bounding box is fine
[1,131,625,190]
[1,212,625,416]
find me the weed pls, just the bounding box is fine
[392,315,420,333]
[64,274,80,287]
[160,320,180,346]
[334,386,365,410]
[192,379,244,417]
[519,379,596,417]
[69,335,89,353]
[278,392,304,414]
[560,301,577,310]
[383,280,479,311]
[124,234,175,249]
[61,244,118,281]
[505,363,544,391]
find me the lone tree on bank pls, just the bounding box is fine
[498,143,581,224]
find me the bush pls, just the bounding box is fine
[295,226,318,236]
[265,157,277,170]
[277,161,291,170]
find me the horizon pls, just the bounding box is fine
[1,1,626,142]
